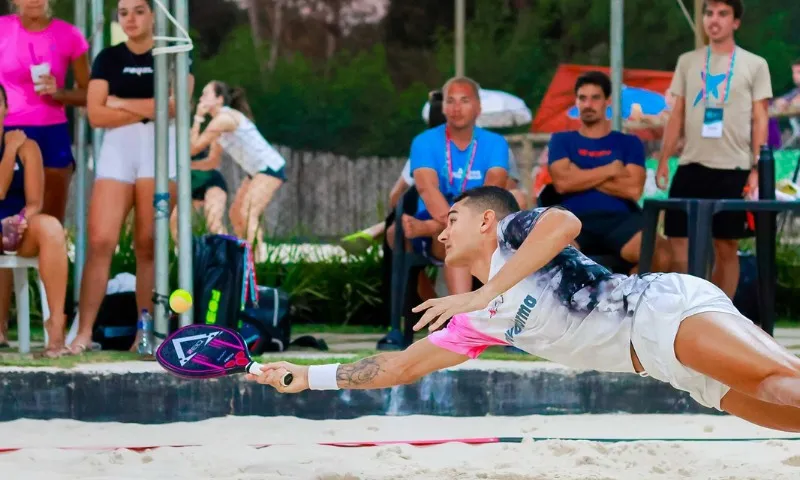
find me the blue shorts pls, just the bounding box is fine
[250,166,287,182]
[410,209,444,266]
[8,123,75,170]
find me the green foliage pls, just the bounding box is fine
[192,26,429,158]
[254,243,384,326]
[187,0,798,157]
[50,0,800,157]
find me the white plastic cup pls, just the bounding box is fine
[30,63,51,92]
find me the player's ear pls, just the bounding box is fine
[480,210,495,233]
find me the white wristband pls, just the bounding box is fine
[307,364,340,390]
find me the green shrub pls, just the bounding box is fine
[254,242,384,326]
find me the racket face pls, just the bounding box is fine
[156,324,252,379]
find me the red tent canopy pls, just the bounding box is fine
[532,64,674,140]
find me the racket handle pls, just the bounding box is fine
[247,361,264,375]
[246,362,294,387]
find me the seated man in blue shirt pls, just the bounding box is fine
[548,71,670,272]
[396,76,510,294]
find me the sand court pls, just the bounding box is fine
[1,414,799,479]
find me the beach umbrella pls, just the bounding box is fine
[422,88,533,128]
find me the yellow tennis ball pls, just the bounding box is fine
[169,289,193,314]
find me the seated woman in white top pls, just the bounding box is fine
[190,81,286,245]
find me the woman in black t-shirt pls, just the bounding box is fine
[68,0,194,354]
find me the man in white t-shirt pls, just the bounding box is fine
[251,186,800,432]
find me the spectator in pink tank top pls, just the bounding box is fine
[0,0,90,223]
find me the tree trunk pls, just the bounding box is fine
[267,0,284,72]
[323,0,341,78]
[247,0,268,75]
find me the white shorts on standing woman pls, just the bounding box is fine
[95,121,177,183]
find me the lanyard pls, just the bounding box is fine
[702,46,736,107]
[445,127,478,195]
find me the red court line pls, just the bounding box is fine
[2,436,798,453]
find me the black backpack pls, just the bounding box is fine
[238,285,328,354]
[192,234,258,328]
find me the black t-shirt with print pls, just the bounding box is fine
[91,43,156,98]
[90,43,193,99]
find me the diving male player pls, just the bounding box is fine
[248,186,800,432]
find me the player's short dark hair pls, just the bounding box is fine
[453,186,520,220]
[793,58,800,67]
[704,0,744,20]
[575,71,612,99]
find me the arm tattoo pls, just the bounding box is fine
[335,355,390,389]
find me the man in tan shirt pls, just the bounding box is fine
[656,0,772,298]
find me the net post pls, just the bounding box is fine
[153,0,172,343]
[72,0,88,308]
[174,0,194,327]
[91,0,105,161]
[610,0,624,131]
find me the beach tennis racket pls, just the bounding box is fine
[156,324,293,386]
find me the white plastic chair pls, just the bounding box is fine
[0,256,49,353]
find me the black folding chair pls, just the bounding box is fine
[377,188,435,350]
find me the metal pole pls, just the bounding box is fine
[455,0,465,77]
[694,0,707,48]
[174,0,193,326]
[73,0,88,305]
[91,0,104,162]
[610,0,624,131]
[756,145,777,336]
[153,1,171,342]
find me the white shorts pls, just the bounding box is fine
[96,121,177,184]
[630,272,751,411]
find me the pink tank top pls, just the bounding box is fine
[0,15,89,126]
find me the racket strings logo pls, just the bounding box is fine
[171,331,223,366]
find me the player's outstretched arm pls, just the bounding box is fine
[246,338,469,394]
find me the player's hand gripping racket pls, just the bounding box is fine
[155,324,293,386]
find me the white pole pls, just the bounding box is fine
[455,0,465,77]
[153,0,171,341]
[91,0,104,163]
[73,0,88,304]
[610,0,624,131]
[174,0,193,326]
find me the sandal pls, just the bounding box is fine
[38,346,71,359]
[67,341,101,355]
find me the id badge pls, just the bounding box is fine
[702,107,724,139]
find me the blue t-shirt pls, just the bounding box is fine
[410,124,510,213]
[547,131,645,215]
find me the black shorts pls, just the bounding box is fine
[576,210,643,255]
[663,163,752,239]
[191,170,228,200]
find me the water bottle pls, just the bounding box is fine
[136,309,154,356]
